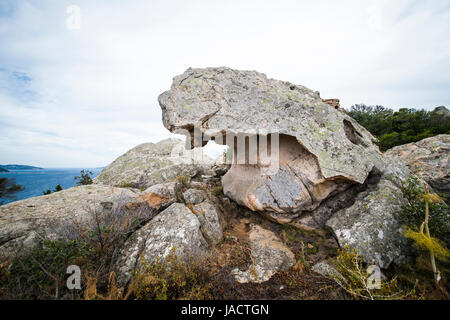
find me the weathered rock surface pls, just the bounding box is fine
[183,188,206,205]
[0,185,139,262]
[232,225,295,283]
[94,138,213,189]
[115,203,209,285]
[131,182,178,210]
[326,179,409,268]
[312,261,343,279]
[385,134,449,198]
[192,201,223,245]
[159,67,385,220]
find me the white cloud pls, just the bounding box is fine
[0,0,449,167]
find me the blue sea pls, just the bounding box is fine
[0,168,103,205]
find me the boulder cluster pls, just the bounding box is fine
[1,67,448,286]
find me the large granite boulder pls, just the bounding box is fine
[159,67,385,220]
[94,138,214,189]
[0,185,140,262]
[385,134,449,198]
[115,203,209,285]
[326,179,410,268]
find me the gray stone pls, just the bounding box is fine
[94,138,213,189]
[132,182,178,210]
[192,201,223,245]
[312,261,343,280]
[326,179,409,268]
[0,185,139,262]
[115,203,208,285]
[432,106,450,118]
[183,188,206,205]
[385,134,449,198]
[232,225,295,283]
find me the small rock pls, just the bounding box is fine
[192,201,223,245]
[232,225,295,283]
[312,261,343,280]
[183,188,206,205]
[131,182,178,210]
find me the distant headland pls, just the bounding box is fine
[0,164,43,171]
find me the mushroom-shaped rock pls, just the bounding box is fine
[159,67,384,220]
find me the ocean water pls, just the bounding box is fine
[0,168,103,205]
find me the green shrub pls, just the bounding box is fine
[0,177,24,204]
[74,169,94,186]
[347,105,449,151]
[400,176,450,246]
[331,245,416,300]
[212,185,223,196]
[129,249,211,300]
[1,240,92,299]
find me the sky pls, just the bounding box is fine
[0,0,449,168]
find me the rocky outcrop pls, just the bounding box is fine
[232,225,295,283]
[159,67,385,221]
[0,185,140,262]
[385,134,449,198]
[94,138,214,189]
[157,67,427,269]
[326,179,410,268]
[432,106,450,118]
[115,203,209,285]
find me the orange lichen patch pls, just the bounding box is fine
[138,192,169,209]
[186,203,198,215]
[125,202,141,210]
[322,98,340,109]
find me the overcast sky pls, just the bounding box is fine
[0,0,449,167]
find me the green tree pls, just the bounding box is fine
[54,184,63,192]
[347,105,450,151]
[43,189,52,195]
[74,169,93,186]
[0,177,24,204]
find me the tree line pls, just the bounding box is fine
[347,105,450,151]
